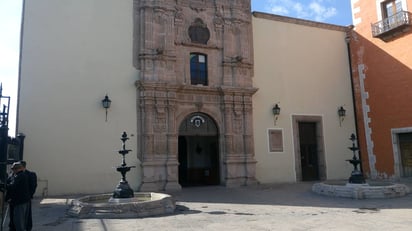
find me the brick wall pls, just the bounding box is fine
[350,0,412,179]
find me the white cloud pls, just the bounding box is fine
[309,1,337,21]
[271,6,289,15]
[293,2,309,18]
[266,0,338,22]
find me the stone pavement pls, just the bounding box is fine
[15,180,412,230]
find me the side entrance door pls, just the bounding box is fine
[399,133,412,177]
[299,122,319,181]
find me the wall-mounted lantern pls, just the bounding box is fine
[102,94,112,122]
[272,103,281,126]
[338,106,346,127]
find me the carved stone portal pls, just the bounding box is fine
[135,0,257,192]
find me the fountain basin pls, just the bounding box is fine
[67,192,175,218]
[312,181,410,199]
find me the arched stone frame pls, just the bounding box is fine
[177,112,221,185]
[175,108,225,184]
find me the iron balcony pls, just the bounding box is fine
[371,11,411,38]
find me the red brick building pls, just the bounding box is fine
[349,0,412,179]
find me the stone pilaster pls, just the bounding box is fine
[139,159,167,192]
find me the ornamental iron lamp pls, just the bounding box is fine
[102,94,112,122]
[338,106,346,127]
[272,103,281,126]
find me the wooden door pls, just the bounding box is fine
[299,122,319,181]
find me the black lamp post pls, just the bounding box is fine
[102,94,112,122]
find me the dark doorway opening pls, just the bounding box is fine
[178,136,219,186]
[299,122,319,181]
[178,113,220,187]
[399,133,412,177]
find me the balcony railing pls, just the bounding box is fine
[371,11,411,38]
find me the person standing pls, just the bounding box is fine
[5,168,16,231]
[6,162,31,231]
[21,161,37,231]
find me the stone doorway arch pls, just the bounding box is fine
[178,112,220,186]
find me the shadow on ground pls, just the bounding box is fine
[25,180,412,230]
[170,181,412,210]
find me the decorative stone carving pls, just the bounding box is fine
[188,18,210,44]
[213,17,224,28]
[175,10,184,24]
[135,0,257,192]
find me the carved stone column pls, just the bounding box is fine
[165,90,181,191]
[243,94,258,185]
[220,88,257,187]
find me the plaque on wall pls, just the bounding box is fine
[268,129,283,152]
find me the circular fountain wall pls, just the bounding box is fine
[312,181,410,199]
[67,192,175,218]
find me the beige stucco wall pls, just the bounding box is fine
[252,14,356,183]
[17,2,358,195]
[18,0,139,196]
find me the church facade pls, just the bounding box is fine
[134,0,257,191]
[17,0,355,196]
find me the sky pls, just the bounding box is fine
[0,0,23,136]
[0,0,353,136]
[252,0,353,26]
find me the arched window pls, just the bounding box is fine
[190,53,208,86]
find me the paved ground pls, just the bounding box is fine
[9,179,412,231]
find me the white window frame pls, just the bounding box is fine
[375,0,408,21]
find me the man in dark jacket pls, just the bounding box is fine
[21,161,37,231]
[6,162,31,231]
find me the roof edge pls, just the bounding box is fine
[252,11,353,32]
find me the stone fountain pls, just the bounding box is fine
[346,133,365,184]
[312,134,409,199]
[111,131,135,199]
[68,132,175,218]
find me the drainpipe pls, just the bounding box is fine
[345,26,364,174]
